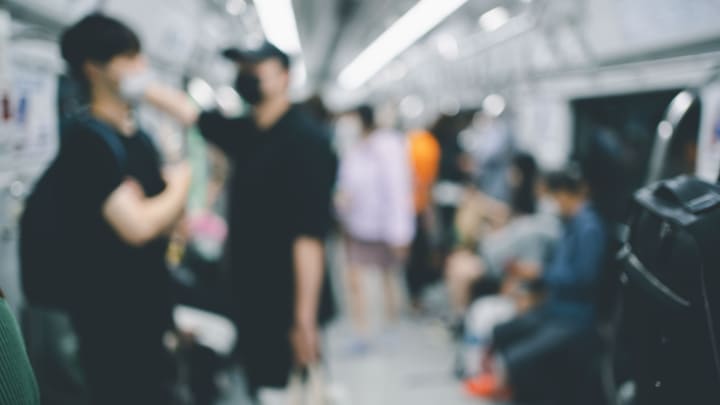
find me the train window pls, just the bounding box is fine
[570,89,701,221]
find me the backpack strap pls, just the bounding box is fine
[76,114,129,173]
[617,243,691,310]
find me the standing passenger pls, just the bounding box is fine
[405,128,441,311]
[127,40,337,400]
[336,105,415,349]
[58,14,192,405]
[140,42,337,399]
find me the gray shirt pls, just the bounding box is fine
[481,213,561,278]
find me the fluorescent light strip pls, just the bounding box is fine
[478,6,510,32]
[254,0,307,88]
[254,0,302,54]
[339,0,469,89]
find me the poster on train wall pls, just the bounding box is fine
[696,81,720,182]
[0,40,61,173]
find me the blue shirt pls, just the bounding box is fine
[543,204,607,322]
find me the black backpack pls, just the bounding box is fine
[618,175,720,405]
[20,115,127,311]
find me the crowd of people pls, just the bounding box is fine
[0,11,623,405]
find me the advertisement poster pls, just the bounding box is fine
[696,81,720,182]
[0,39,60,173]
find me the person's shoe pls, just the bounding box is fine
[464,373,511,400]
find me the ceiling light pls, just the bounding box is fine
[483,94,506,117]
[435,33,459,60]
[339,0,469,89]
[400,95,425,119]
[440,97,460,115]
[225,0,246,16]
[254,0,302,54]
[253,0,307,92]
[292,58,308,88]
[478,6,510,32]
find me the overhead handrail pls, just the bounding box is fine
[645,90,698,185]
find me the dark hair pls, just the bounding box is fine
[303,95,332,123]
[60,14,141,82]
[355,105,375,131]
[545,165,586,194]
[511,153,539,215]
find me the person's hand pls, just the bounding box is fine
[290,319,320,366]
[163,329,196,353]
[163,162,192,190]
[506,260,541,280]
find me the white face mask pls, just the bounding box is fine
[118,70,154,105]
[538,196,560,216]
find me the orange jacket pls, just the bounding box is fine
[408,130,441,213]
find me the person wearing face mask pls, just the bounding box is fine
[131,41,338,399]
[445,153,561,326]
[467,168,608,401]
[55,14,192,404]
[203,42,338,399]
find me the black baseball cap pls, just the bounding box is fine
[221,41,290,70]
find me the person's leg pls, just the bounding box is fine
[346,262,368,338]
[500,320,589,401]
[492,309,545,351]
[405,215,430,309]
[382,269,401,323]
[74,317,175,405]
[445,250,485,317]
[467,311,556,400]
[80,340,170,405]
[241,327,293,401]
[187,343,221,405]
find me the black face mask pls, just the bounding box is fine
[234,74,262,105]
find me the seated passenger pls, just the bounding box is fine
[466,167,607,401]
[445,153,559,324]
[57,15,192,404]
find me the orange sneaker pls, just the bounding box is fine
[464,373,511,400]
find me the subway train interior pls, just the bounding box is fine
[1,0,720,404]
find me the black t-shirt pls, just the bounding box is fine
[57,115,173,334]
[198,106,337,326]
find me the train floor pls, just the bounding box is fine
[217,317,501,405]
[217,273,504,405]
